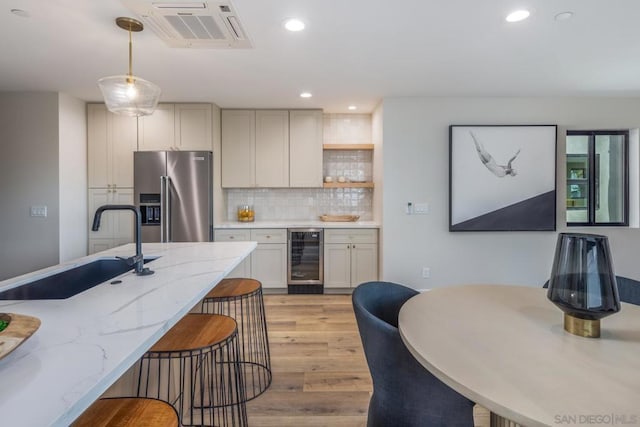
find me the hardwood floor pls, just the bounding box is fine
[247,295,371,426]
[248,294,490,427]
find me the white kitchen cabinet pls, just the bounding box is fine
[88,188,135,254]
[138,103,213,151]
[221,110,289,188]
[221,110,255,188]
[213,228,287,288]
[250,229,287,288]
[214,229,252,278]
[289,110,323,187]
[87,104,137,188]
[174,104,213,150]
[252,244,287,288]
[255,110,289,187]
[221,109,322,188]
[324,229,378,288]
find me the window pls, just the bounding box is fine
[566,130,628,226]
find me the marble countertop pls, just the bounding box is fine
[0,241,256,427]
[215,220,380,229]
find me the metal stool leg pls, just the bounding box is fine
[203,281,272,401]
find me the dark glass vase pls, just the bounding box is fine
[547,233,620,337]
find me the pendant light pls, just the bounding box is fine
[98,17,161,117]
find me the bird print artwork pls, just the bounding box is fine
[470,131,521,178]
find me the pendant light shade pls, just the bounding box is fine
[98,17,161,117]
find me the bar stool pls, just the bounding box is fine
[202,278,272,401]
[136,314,248,427]
[72,397,178,427]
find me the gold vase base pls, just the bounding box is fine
[564,313,600,338]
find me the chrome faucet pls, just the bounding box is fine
[91,205,154,276]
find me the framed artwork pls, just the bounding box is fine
[449,125,557,231]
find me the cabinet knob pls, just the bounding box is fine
[347,244,350,249]
[266,235,271,239]
[353,244,356,249]
[229,236,235,240]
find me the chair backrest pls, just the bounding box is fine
[352,281,474,427]
[543,276,640,305]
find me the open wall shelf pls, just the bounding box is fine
[323,144,374,150]
[323,182,374,188]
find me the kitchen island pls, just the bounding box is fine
[0,241,256,427]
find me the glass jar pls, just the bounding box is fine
[237,205,255,222]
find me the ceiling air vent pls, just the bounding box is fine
[121,0,252,48]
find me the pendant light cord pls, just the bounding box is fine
[128,27,133,80]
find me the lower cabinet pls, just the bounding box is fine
[88,188,135,254]
[214,227,379,290]
[324,229,378,288]
[214,228,287,289]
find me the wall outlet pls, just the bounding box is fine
[422,267,430,278]
[30,206,47,218]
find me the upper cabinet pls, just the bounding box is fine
[87,104,137,188]
[221,109,323,188]
[255,110,289,187]
[221,110,255,188]
[138,103,213,151]
[290,110,323,187]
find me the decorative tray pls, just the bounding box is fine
[319,215,360,222]
[0,313,41,360]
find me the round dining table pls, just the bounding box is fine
[398,284,640,427]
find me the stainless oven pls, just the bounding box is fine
[288,228,323,294]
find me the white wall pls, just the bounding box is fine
[58,93,87,262]
[382,97,640,290]
[372,102,384,276]
[0,92,60,280]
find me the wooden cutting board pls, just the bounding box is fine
[319,215,360,222]
[0,313,41,360]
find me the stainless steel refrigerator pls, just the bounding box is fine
[134,151,213,243]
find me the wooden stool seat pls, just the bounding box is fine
[202,278,271,401]
[149,314,236,352]
[73,398,178,427]
[205,278,261,299]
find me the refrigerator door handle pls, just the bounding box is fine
[165,176,172,242]
[160,175,167,243]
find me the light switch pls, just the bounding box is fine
[30,206,47,217]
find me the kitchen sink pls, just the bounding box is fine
[0,257,158,300]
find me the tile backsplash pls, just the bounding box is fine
[323,149,373,183]
[225,188,373,221]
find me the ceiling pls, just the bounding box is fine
[1,0,640,113]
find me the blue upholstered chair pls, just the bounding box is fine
[543,276,640,305]
[352,281,475,427]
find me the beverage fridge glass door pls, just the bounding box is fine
[166,151,213,242]
[288,229,323,284]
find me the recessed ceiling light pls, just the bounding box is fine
[284,18,305,32]
[300,92,312,98]
[505,10,530,23]
[555,11,574,21]
[10,8,30,18]
[348,105,357,110]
